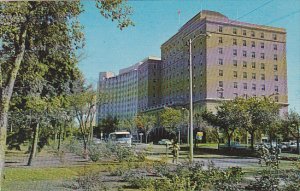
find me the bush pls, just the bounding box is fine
[67,171,108,191]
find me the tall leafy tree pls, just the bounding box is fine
[160,107,181,139]
[135,114,156,143]
[282,110,300,154]
[0,0,133,185]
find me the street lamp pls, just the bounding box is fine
[181,107,188,145]
[187,32,211,162]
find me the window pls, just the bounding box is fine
[233,28,237,34]
[243,40,247,46]
[219,26,223,32]
[234,93,238,98]
[251,41,255,48]
[272,34,277,40]
[243,50,247,57]
[252,62,256,69]
[261,63,265,70]
[275,75,278,81]
[273,44,277,50]
[274,65,278,71]
[219,59,223,65]
[251,31,255,37]
[275,85,279,92]
[218,91,224,98]
[261,42,264,49]
[218,48,223,54]
[233,71,238,78]
[243,30,247,36]
[261,74,265,80]
[219,37,223,43]
[233,39,237,45]
[252,52,256,58]
[243,72,247,79]
[219,81,223,88]
[252,84,256,90]
[233,60,238,67]
[261,84,265,91]
[252,73,256,79]
[234,82,238,88]
[243,83,248,89]
[274,54,278,61]
[261,32,264,38]
[243,61,247,68]
[243,94,248,98]
[233,49,237,56]
[275,96,279,102]
[219,70,223,76]
[261,53,265,59]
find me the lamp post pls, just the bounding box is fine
[181,107,188,145]
[187,32,211,162]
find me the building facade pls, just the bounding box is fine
[97,57,161,122]
[160,10,288,114]
[97,10,288,122]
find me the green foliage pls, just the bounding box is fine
[73,171,108,191]
[125,161,244,191]
[95,0,134,30]
[96,115,119,136]
[135,114,156,143]
[160,107,181,134]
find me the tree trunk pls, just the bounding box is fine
[0,25,27,185]
[250,132,255,151]
[27,123,40,166]
[0,111,8,186]
[83,139,88,159]
[57,125,62,151]
[145,133,148,144]
[227,134,231,147]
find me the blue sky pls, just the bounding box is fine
[79,0,300,112]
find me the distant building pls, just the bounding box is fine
[97,57,161,123]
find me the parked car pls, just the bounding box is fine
[158,139,172,145]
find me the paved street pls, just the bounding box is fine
[134,143,259,168]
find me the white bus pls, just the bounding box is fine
[108,131,132,146]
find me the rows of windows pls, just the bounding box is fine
[218,37,279,51]
[217,46,278,60]
[218,25,278,41]
[220,81,279,92]
[218,70,278,81]
[218,80,279,101]
[218,59,278,72]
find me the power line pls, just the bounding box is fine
[264,10,300,25]
[229,0,275,24]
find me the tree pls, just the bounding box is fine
[118,118,136,133]
[135,114,156,143]
[282,110,300,154]
[235,97,280,151]
[0,1,133,185]
[160,107,181,139]
[68,81,105,158]
[202,101,244,148]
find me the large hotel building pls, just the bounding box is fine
[97,10,288,122]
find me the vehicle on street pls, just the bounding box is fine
[158,139,172,145]
[108,131,132,147]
